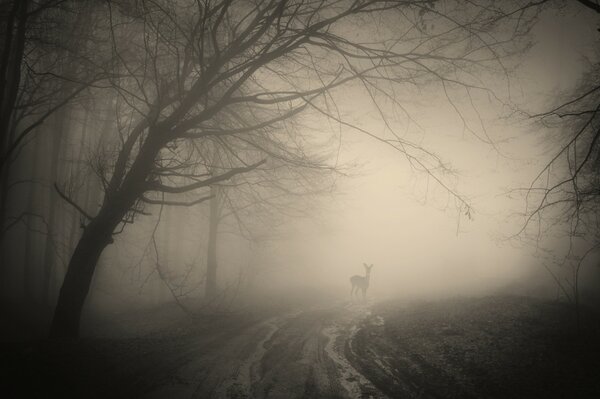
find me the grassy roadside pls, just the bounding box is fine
[0,308,271,398]
[347,296,600,399]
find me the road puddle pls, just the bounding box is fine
[323,307,388,399]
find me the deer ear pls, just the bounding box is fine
[363,262,368,267]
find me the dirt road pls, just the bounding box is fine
[128,303,388,399]
[6,296,599,398]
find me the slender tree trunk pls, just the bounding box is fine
[245,240,260,297]
[0,0,25,277]
[0,3,28,245]
[158,206,172,303]
[0,155,11,237]
[205,185,220,299]
[0,118,17,285]
[23,135,42,301]
[0,0,27,159]
[575,262,582,331]
[41,109,69,304]
[67,110,89,255]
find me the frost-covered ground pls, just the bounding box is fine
[349,296,600,398]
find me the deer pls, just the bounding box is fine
[350,263,373,302]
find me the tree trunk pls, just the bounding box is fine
[23,135,42,301]
[50,129,164,339]
[0,0,25,263]
[0,0,27,158]
[158,206,172,303]
[41,109,69,304]
[49,205,121,339]
[0,116,17,285]
[67,110,90,255]
[205,185,220,299]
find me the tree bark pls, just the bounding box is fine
[0,0,27,156]
[158,206,172,303]
[0,115,17,285]
[23,135,42,302]
[205,185,220,299]
[67,109,90,255]
[0,0,27,256]
[41,107,70,304]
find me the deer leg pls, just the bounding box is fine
[362,287,366,302]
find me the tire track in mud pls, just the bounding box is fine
[226,304,388,399]
[249,308,343,398]
[213,311,301,398]
[324,316,388,399]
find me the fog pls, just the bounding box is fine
[3,1,600,398]
[100,6,592,307]
[82,5,597,319]
[1,0,599,338]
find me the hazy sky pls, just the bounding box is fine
[247,3,600,300]
[84,2,600,307]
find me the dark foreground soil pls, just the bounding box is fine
[1,304,374,399]
[2,296,599,398]
[1,310,278,398]
[348,296,600,399]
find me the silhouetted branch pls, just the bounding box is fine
[141,194,213,207]
[148,159,267,194]
[54,183,93,221]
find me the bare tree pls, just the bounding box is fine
[518,65,600,310]
[0,2,91,305]
[516,2,599,313]
[0,0,102,205]
[0,0,113,295]
[45,0,538,338]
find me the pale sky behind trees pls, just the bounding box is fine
[242,2,600,300]
[76,1,600,309]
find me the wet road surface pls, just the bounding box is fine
[134,303,388,399]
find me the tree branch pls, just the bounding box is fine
[140,194,213,207]
[54,183,93,221]
[148,159,266,194]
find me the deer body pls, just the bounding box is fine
[350,263,373,302]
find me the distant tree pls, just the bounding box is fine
[201,133,336,299]
[0,1,105,228]
[0,1,113,302]
[517,1,599,314]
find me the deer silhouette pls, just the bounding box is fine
[350,263,373,302]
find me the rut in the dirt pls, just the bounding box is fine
[142,305,388,399]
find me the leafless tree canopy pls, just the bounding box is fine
[82,0,542,221]
[1,0,551,339]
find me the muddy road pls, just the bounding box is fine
[128,303,387,399]
[4,301,390,399]
[8,296,597,398]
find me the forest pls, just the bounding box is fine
[1,0,599,398]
